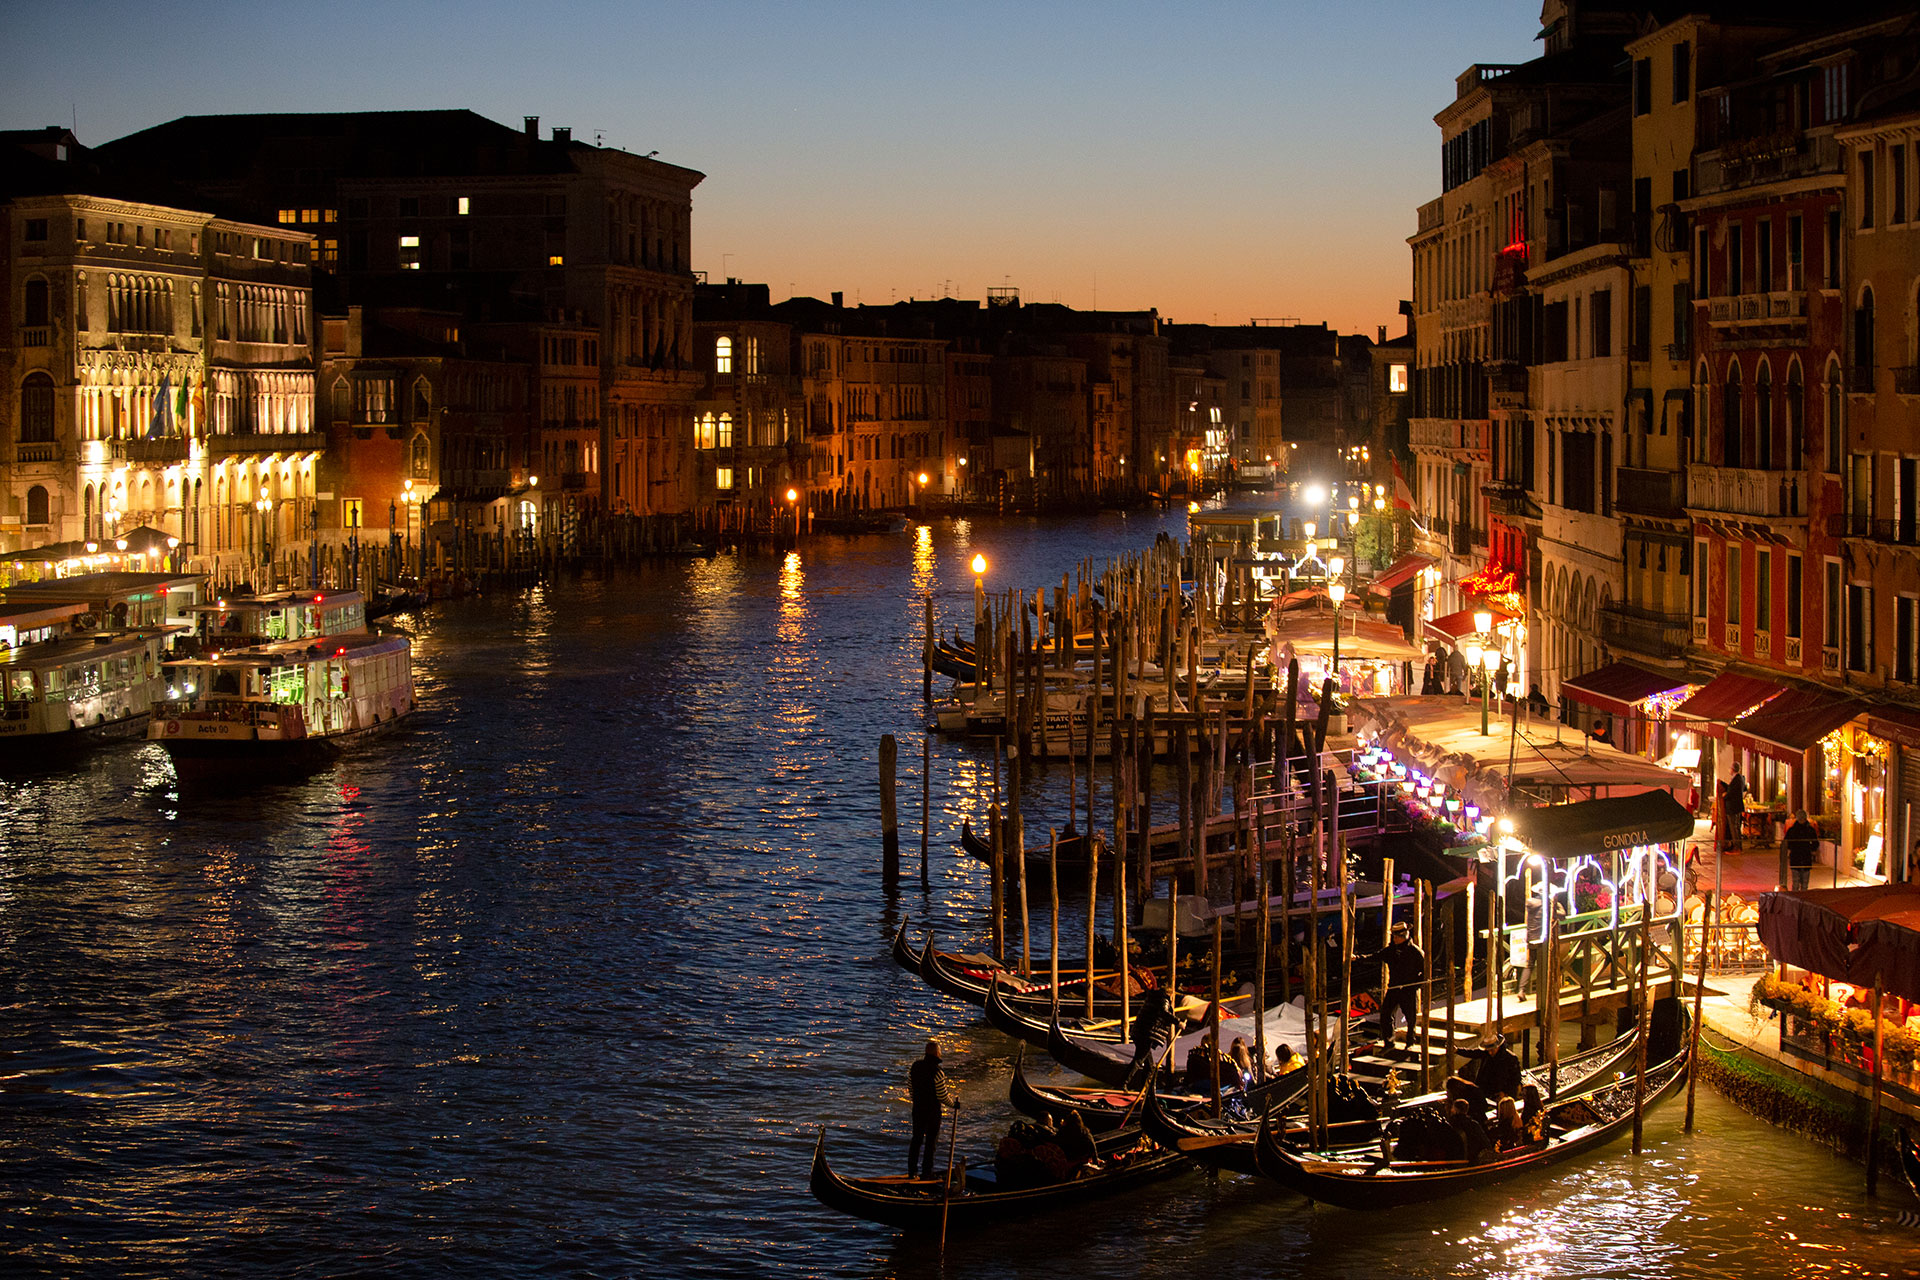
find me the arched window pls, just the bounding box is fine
[717,412,733,448]
[25,485,49,526]
[23,277,49,328]
[1722,360,1742,467]
[714,335,732,374]
[1855,286,1876,392]
[412,378,430,421]
[1826,360,1845,473]
[1755,362,1774,470]
[409,431,431,478]
[20,372,54,442]
[1786,361,1805,463]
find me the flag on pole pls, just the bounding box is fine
[149,375,172,439]
[1392,457,1415,512]
[191,378,206,436]
[175,376,190,423]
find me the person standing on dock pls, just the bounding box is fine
[906,1040,956,1178]
[1358,920,1425,1054]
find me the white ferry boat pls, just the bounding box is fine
[0,624,176,757]
[179,588,367,656]
[149,631,415,777]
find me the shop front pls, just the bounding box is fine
[1559,660,1694,762]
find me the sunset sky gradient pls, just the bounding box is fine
[4,0,1542,336]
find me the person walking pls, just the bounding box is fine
[906,1039,956,1178]
[1782,810,1820,891]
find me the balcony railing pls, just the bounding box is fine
[110,438,189,464]
[560,472,589,491]
[208,431,327,456]
[20,326,50,347]
[1830,514,1920,545]
[15,441,58,464]
[1616,467,1687,519]
[1600,603,1692,660]
[1895,366,1920,395]
[1686,464,1804,518]
[1705,292,1806,325]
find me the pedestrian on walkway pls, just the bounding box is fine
[1783,810,1820,891]
[1723,772,1748,851]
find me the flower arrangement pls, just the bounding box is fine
[1751,971,1920,1074]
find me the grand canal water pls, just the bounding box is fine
[0,505,1913,1278]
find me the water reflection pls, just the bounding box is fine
[1,508,1915,1279]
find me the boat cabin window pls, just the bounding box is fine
[4,670,37,703]
[212,669,243,696]
[266,666,306,704]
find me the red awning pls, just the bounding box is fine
[1670,670,1783,733]
[1560,661,1690,718]
[1757,887,1920,1004]
[1426,606,1517,645]
[1868,702,1920,750]
[1728,686,1868,764]
[1368,553,1436,595]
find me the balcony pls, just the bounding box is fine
[110,438,189,464]
[1830,515,1920,546]
[14,441,59,464]
[20,326,50,347]
[1705,291,1805,327]
[208,431,327,457]
[1486,361,1530,396]
[1600,603,1691,660]
[1895,366,1920,396]
[1615,467,1686,519]
[1686,464,1804,519]
[1483,480,1538,519]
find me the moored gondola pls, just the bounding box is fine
[1902,1126,1920,1202]
[809,1125,1190,1232]
[1140,1023,1640,1176]
[958,818,1097,874]
[1047,997,1321,1088]
[889,922,925,979]
[919,934,1117,1014]
[984,974,1130,1046]
[1251,1007,1692,1210]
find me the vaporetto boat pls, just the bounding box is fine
[0,625,175,758]
[149,631,415,777]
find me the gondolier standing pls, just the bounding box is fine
[907,1040,957,1178]
[1359,920,1425,1053]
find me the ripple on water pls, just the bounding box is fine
[1,510,1915,1278]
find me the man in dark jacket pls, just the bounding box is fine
[1359,920,1426,1053]
[1783,810,1821,890]
[1723,771,1748,850]
[1448,1032,1522,1108]
[907,1039,956,1178]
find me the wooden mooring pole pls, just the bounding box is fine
[880,734,899,881]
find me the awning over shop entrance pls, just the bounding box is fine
[1757,886,1920,1004]
[1507,789,1698,860]
[1560,661,1690,718]
[1670,670,1783,733]
[1728,686,1867,764]
[1368,553,1436,595]
[1426,605,1517,646]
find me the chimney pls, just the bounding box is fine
[831,291,843,308]
[1378,325,1387,344]
[524,116,539,139]
[553,126,571,145]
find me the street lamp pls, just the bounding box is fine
[786,487,800,540]
[917,471,929,515]
[1479,646,1501,736]
[1328,577,1347,692]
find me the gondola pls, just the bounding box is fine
[809,1124,1190,1232]
[1140,1023,1641,1176]
[889,922,926,979]
[919,935,1117,1013]
[958,818,1097,875]
[1251,1007,1692,1210]
[1047,998,1321,1088]
[1007,1043,1301,1135]
[984,975,1132,1047]
[1901,1126,1920,1202]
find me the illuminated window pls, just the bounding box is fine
[399,235,421,270]
[1389,363,1409,393]
[548,254,564,266]
[715,466,734,490]
[457,196,471,215]
[278,209,299,224]
[342,499,363,528]
[695,412,716,450]
[717,413,733,448]
[715,335,733,373]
